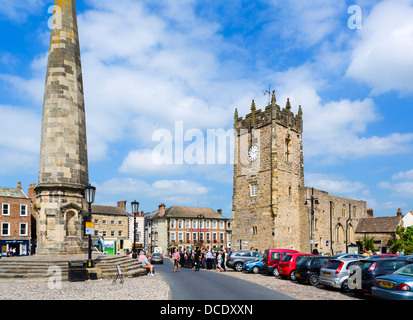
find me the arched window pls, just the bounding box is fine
[335,224,344,243]
[353,206,357,218]
[342,205,346,217]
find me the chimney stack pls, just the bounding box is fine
[159,203,166,217]
[397,208,403,217]
[217,208,222,215]
[117,201,127,211]
[17,181,22,190]
[367,209,374,217]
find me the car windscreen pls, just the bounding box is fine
[394,265,413,277]
[323,260,341,270]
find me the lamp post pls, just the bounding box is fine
[84,183,96,268]
[131,200,139,259]
[197,214,205,249]
[304,187,319,254]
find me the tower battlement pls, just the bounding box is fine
[234,92,303,134]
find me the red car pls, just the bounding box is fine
[263,249,299,276]
[278,253,316,280]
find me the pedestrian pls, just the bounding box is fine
[222,249,226,271]
[173,248,181,272]
[206,250,213,269]
[98,231,105,253]
[142,252,155,276]
[212,250,217,269]
[217,251,224,272]
[312,244,319,255]
[187,249,192,268]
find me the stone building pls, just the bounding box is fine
[232,92,369,254]
[0,182,32,256]
[85,201,129,255]
[355,209,403,254]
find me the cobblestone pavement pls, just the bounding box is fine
[206,267,362,300]
[0,274,171,300]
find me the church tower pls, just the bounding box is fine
[35,0,89,254]
[232,92,306,251]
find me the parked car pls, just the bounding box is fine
[319,258,362,292]
[368,254,400,259]
[150,253,163,264]
[226,250,263,271]
[352,257,413,295]
[372,264,413,300]
[278,253,316,280]
[295,256,332,286]
[332,253,365,260]
[262,249,299,276]
[243,258,265,274]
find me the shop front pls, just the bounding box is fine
[1,239,30,256]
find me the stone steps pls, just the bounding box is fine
[0,254,147,281]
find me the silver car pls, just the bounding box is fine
[319,258,361,292]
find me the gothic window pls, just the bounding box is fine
[342,205,346,217]
[252,225,258,236]
[335,224,344,242]
[353,206,357,218]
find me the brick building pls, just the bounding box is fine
[0,182,32,256]
[145,204,229,254]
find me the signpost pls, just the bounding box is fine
[85,222,94,236]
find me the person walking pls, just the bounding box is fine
[206,250,213,269]
[194,248,201,271]
[222,249,226,271]
[217,251,224,272]
[173,248,181,272]
[98,231,105,253]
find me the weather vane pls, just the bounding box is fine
[263,84,273,105]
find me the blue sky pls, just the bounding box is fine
[0,0,413,218]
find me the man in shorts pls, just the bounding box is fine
[142,252,155,276]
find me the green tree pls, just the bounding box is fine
[391,226,413,255]
[360,235,376,253]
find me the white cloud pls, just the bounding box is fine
[305,173,367,198]
[346,0,413,95]
[271,65,413,162]
[0,0,46,22]
[392,169,413,181]
[96,177,211,205]
[265,0,346,48]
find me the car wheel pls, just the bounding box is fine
[341,279,350,293]
[289,270,296,281]
[309,273,319,286]
[234,262,243,272]
[273,268,279,277]
[252,266,260,274]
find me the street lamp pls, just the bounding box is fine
[304,187,319,254]
[197,214,205,249]
[84,183,96,268]
[131,200,139,259]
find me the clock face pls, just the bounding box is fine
[248,145,259,161]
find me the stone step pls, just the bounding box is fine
[0,255,146,281]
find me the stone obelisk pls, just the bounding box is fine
[36,0,89,255]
